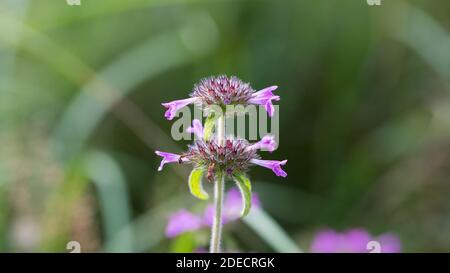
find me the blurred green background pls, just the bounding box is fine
[1,0,450,252]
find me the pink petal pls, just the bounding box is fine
[186,119,204,139]
[251,159,287,177]
[161,97,198,120]
[249,135,277,152]
[155,151,186,171]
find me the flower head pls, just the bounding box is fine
[191,75,254,106]
[161,75,280,119]
[310,228,401,253]
[156,134,286,182]
[184,137,259,181]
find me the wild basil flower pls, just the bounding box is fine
[156,136,286,192]
[184,137,260,181]
[161,75,280,120]
[250,159,287,177]
[165,188,261,238]
[154,151,188,171]
[159,76,285,229]
[157,120,286,178]
[156,118,286,216]
[247,135,277,152]
[310,228,401,253]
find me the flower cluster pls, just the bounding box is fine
[156,124,285,180]
[156,75,286,217]
[166,188,261,238]
[310,228,401,253]
[161,75,280,120]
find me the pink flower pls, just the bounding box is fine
[165,209,204,238]
[162,76,281,119]
[155,151,187,171]
[250,159,287,177]
[376,233,402,253]
[161,97,198,120]
[248,135,277,152]
[310,228,401,253]
[248,86,280,117]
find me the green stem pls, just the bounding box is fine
[210,114,225,253]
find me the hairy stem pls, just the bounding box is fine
[210,114,225,253]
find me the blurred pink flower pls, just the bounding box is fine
[310,228,401,253]
[165,209,203,238]
[165,188,261,238]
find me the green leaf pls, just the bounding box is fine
[188,168,209,200]
[203,113,217,141]
[233,172,252,217]
[243,209,303,253]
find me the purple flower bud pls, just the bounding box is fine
[186,119,204,139]
[165,209,204,238]
[250,159,287,177]
[248,135,277,152]
[155,151,187,171]
[161,97,198,120]
[248,86,280,117]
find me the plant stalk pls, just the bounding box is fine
[210,114,225,253]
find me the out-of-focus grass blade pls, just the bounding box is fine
[52,12,219,162]
[325,109,432,223]
[84,151,133,252]
[0,163,8,250]
[0,0,29,114]
[254,181,323,225]
[0,10,218,162]
[243,209,303,253]
[41,151,133,252]
[30,0,231,29]
[0,0,30,251]
[395,6,450,82]
[104,193,188,252]
[40,162,88,251]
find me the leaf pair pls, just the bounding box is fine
[188,168,253,217]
